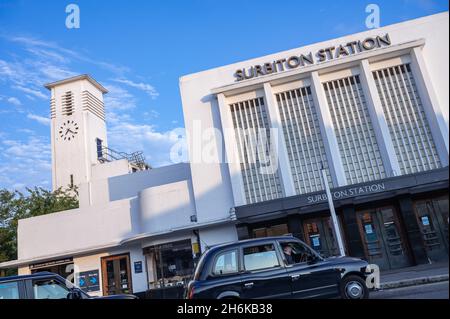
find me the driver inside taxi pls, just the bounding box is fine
[282,243,311,264]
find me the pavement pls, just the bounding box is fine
[378,261,449,291]
[371,281,449,299]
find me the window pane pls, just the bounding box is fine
[33,279,70,299]
[243,244,279,271]
[213,250,238,275]
[0,282,19,299]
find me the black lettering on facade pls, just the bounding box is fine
[301,53,314,65]
[335,45,349,58]
[235,69,244,81]
[287,56,301,69]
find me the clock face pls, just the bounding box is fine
[59,120,79,141]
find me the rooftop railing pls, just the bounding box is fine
[98,146,150,171]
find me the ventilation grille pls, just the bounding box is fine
[324,75,386,184]
[50,98,56,119]
[61,91,74,116]
[275,86,332,195]
[229,97,283,204]
[373,63,441,175]
[82,90,105,121]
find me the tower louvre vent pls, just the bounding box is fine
[50,98,56,119]
[82,90,105,121]
[61,91,75,116]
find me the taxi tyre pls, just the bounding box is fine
[339,274,369,299]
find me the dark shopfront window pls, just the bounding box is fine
[252,223,289,238]
[30,261,74,283]
[146,239,195,290]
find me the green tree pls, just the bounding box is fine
[0,187,78,277]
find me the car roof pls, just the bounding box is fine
[205,235,299,253]
[0,271,57,282]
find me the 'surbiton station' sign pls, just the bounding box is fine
[234,33,391,81]
[306,183,386,204]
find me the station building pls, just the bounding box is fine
[0,12,448,297]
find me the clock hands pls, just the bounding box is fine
[60,121,78,140]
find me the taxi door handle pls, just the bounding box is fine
[244,282,254,289]
[291,274,300,281]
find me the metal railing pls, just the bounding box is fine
[98,146,150,171]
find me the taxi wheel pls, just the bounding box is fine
[340,275,369,299]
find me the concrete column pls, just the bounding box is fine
[263,83,296,197]
[217,93,246,206]
[310,71,347,187]
[409,47,449,166]
[359,59,401,177]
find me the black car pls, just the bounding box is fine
[0,271,137,299]
[186,236,371,299]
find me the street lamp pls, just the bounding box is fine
[320,163,346,257]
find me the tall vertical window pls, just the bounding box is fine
[275,86,332,195]
[372,63,441,175]
[96,138,103,159]
[324,75,385,184]
[229,97,283,204]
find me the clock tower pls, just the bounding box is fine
[45,75,108,191]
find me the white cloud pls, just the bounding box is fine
[113,78,159,99]
[108,121,182,167]
[7,97,21,106]
[0,135,52,190]
[27,113,51,126]
[8,35,129,75]
[104,84,137,110]
[13,85,48,99]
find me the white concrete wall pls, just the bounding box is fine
[198,224,238,252]
[18,266,30,276]
[17,199,133,261]
[79,159,131,207]
[139,180,196,234]
[179,75,236,223]
[91,159,130,180]
[74,252,108,297]
[107,163,192,202]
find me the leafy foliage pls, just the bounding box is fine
[0,187,78,276]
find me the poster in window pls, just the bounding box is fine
[364,224,373,234]
[421,216,430,226]
[134,261,143,274]
[77,270,100,292]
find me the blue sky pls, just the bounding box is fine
[0,0,448,191]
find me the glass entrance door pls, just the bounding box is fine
[357,207,411,270]
[414,196,449,262]
[101,254,132,296]
[303,217,340,257]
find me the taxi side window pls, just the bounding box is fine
[243,244,280,271]
[33,279,71,299]
[212,250,238,275]
[0,281,20,299]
